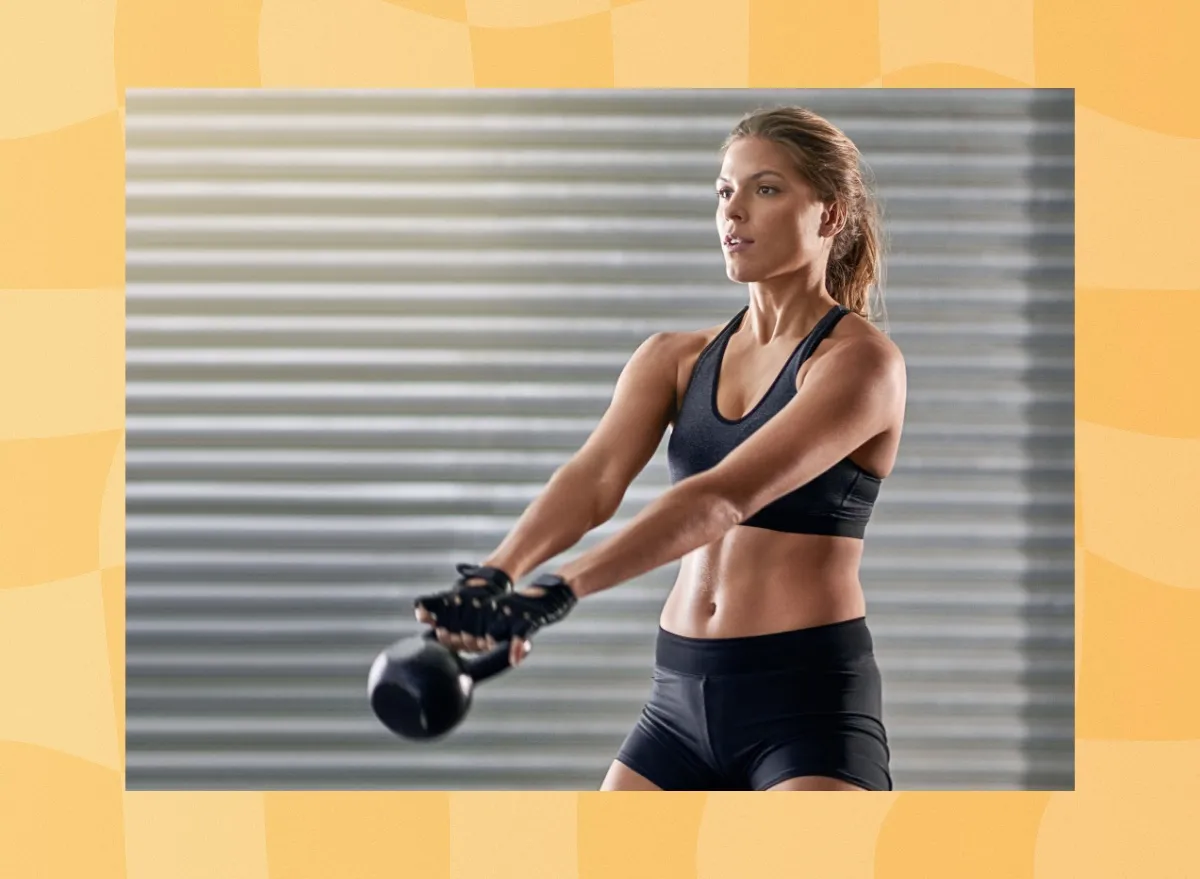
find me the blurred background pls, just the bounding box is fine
[124,88,1074,791]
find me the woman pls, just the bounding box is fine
[415,106,906,792]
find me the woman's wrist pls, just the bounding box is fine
[457,562,513,592]
[479,557,521,583]
[548,566,589,600]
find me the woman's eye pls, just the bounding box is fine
[715,186,777,199]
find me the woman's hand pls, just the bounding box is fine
[413,562,512,655]
[416,573,579,668]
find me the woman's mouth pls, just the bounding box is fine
[723,234,754,254]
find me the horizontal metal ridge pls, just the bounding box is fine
[126,282,1074,304]
[127,683,1072,708]
[127,216,1074,237]
[124,249,1071,275]
[124,447,1072,473]
[125,582,1071,609]
[124,314,1071,336]
[125,111,1072,134]
[126,508,1070,531]
[125,414,1072,435]
[125,547,1074,574]
[124,383,1071,409]
[129,619,1070,643]
[124,717,1073,741]
[125,652,1075,678]
[124,481,1071,506]
[125,178,1074,202]
[125,146,1073,169]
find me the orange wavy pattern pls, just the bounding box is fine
[0,0,1195,874]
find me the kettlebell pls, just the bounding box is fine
[368,630,513,740]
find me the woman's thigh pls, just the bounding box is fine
[601,760,664,791]
[765,775,867,791]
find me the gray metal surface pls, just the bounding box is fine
[125,89,1074,790]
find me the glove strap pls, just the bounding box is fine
[455,562,513,595]
[528,573,579,616]
[484,573,578,642]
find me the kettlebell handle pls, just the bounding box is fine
[419,630,514,683]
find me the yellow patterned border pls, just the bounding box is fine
[1,0,1196,875]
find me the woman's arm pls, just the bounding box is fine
[553,474,741,598]
[473,460,613,583]
[555,334,906,598]
[468,331,683,583]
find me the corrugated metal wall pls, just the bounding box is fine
[125,89,1075,791]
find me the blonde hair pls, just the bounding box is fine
[721,106,887,324]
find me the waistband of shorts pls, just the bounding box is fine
[654,617,874,675]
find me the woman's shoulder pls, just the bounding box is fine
[649,319,731,363]
[640,320,734,403]
[830,311,904,366]
[797,310,905,395]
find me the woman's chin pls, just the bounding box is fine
[724,264,756,284]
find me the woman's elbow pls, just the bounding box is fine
[682,475,746,532]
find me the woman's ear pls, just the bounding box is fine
[820,200,848,239]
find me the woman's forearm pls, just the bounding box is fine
[555,476,741,599]
[478,463,610,582]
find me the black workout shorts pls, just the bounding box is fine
[615,617,892,791]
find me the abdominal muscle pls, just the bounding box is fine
[658,526,867,639]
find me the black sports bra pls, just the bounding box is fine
[667,304,882,538]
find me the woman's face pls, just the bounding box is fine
[715,136,833,285]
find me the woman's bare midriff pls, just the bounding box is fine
[659,528,867,638]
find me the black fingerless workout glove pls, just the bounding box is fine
[413,562,513,638]
[485,572,578,642]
